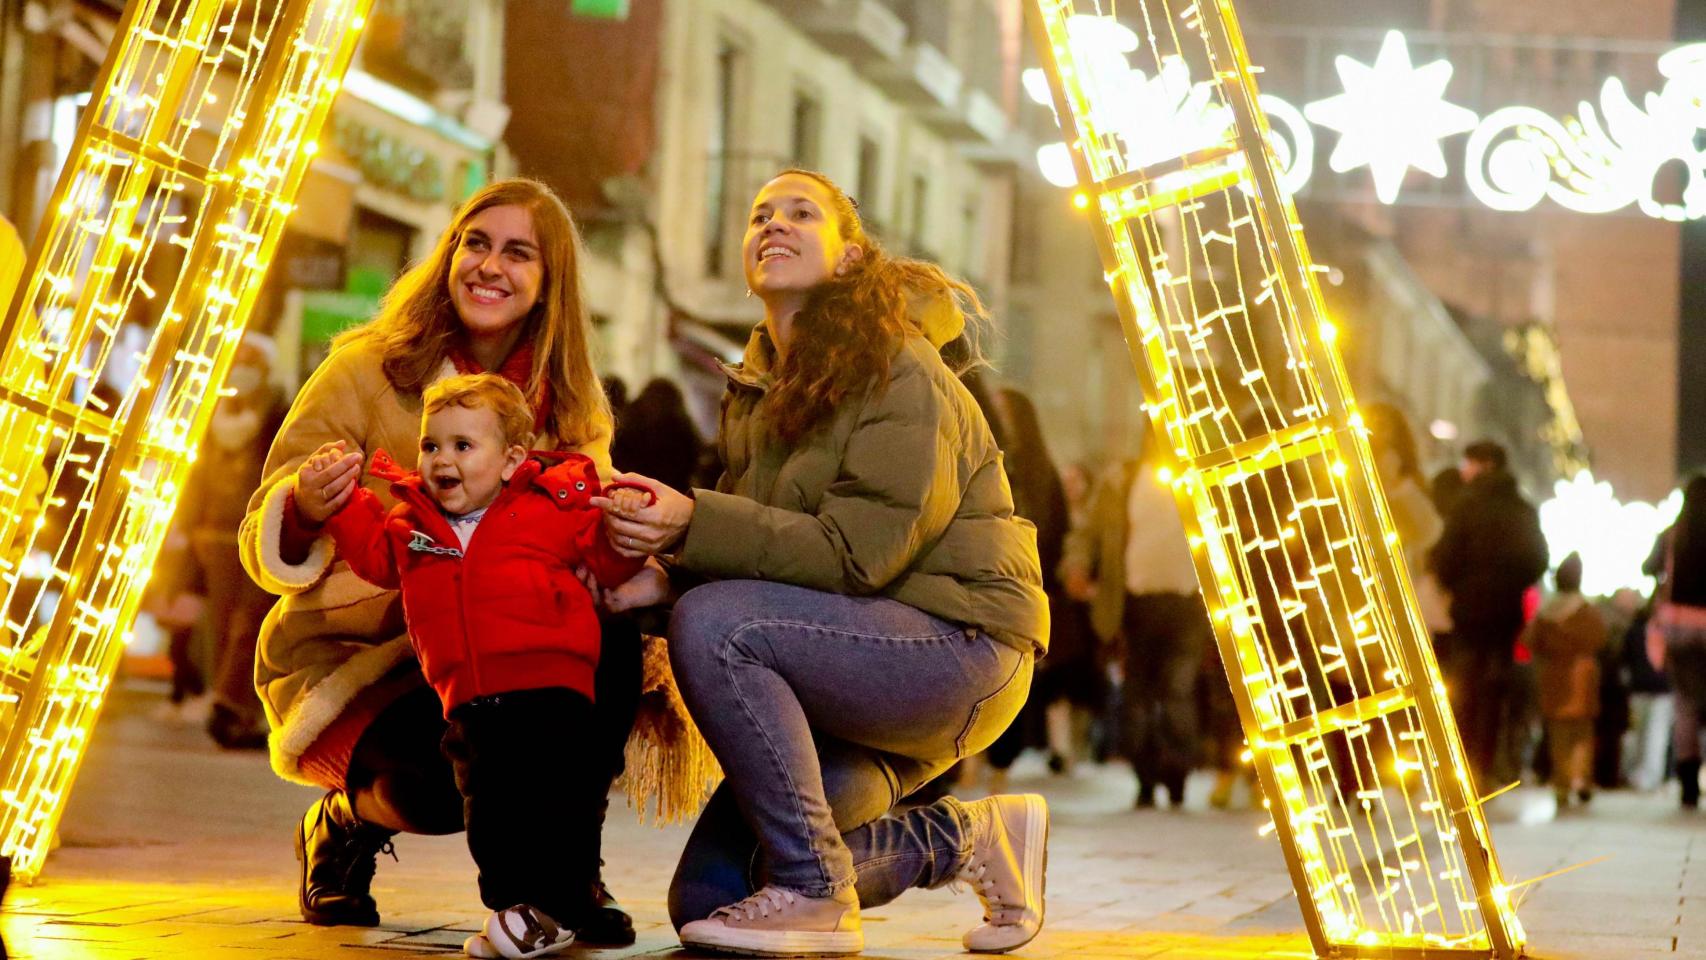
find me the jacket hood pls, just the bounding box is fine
[909,285,965,348]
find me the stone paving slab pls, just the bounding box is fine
[1,687,1702,958]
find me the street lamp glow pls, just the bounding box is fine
[1025,22,1706,220]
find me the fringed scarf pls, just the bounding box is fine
[447,338,554,436]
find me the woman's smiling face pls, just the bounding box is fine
[447,204,543,339]
[743,173,859,300]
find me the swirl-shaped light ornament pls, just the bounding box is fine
[1465,43,1706,220]
[1023,15,1312,198]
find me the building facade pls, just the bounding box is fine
[0,0,508,393]
[506,0,1028,430]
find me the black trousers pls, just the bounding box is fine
[343,613,644,903]
[444,687,601,919]
[1451,639,1517,786]
[1120,592,1210,788]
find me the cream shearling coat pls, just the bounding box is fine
[239,336,611,784]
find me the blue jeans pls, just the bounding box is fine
[665,580,1032,928]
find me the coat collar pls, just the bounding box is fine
[721,323,776,393]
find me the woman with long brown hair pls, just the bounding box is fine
[594,169,1050,957]
[239,178,643,949]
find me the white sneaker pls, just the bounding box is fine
[678,884,863,957]
[959,794,1049,953]
[483,904,575,958]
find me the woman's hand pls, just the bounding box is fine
[592,472,694,557]
[295,441,363,525]
[603,558,674,612]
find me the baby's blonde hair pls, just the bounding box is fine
[422,373,535,448]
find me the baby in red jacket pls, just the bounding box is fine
[299,373,648,960]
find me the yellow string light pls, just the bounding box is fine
[1024,2,1525,957]
[0,0,375,882]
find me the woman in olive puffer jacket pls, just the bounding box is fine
[594,169,1049,957]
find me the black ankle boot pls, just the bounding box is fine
[1680,760,1701,810]
[573,880,637,946]
[295,790,396,926]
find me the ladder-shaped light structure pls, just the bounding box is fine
[1023,2,1524,957]
[0,0,374,881]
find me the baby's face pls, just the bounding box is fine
[419,404,524,515]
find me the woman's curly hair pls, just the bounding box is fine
[764,169,988,443]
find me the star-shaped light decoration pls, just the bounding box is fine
[1305,30,1479,203]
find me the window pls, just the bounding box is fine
[855,136,881,217]
[790,90,822,169]
[960,199,981,278]
[705,39,744,277]
[908,173,929,253]
[1009,187,1038,283]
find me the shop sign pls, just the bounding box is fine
[329,114,448,203]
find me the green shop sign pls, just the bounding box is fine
[571,0,629,19]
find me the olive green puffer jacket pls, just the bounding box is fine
[678,314,1049,655]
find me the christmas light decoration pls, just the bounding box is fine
[1024,2,1525,957]
[0,0,374,881]
[1028,25,1706,219]
[1304,30,1480,205]
[1465,44,1706,221]
[1538,474,1682,598]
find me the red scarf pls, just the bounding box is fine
[447,338,555,435]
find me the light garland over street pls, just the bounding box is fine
[1024,18,1706,220]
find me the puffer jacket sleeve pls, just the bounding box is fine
[239,345,375,595]
[321,488,403,591]
[679,363,962,595]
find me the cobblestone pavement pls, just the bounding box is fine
[1,685,1701,959]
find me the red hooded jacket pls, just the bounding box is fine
[322,450,645,714]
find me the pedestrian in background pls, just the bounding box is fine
[998,388,1095,777]
[1068,434,1207,809]
[612,378,702,496]
[1365,404,1446,637]
[1623,541,1678,791]
[1431,441,1549,786]
[1425,465,1465,689]
[178,332,288,748]
[950,369,1019,796]
[1647,474,1706,809]
[1526,553,1607,810]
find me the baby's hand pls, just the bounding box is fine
[607,486,651,516]
[295,441,363,524]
